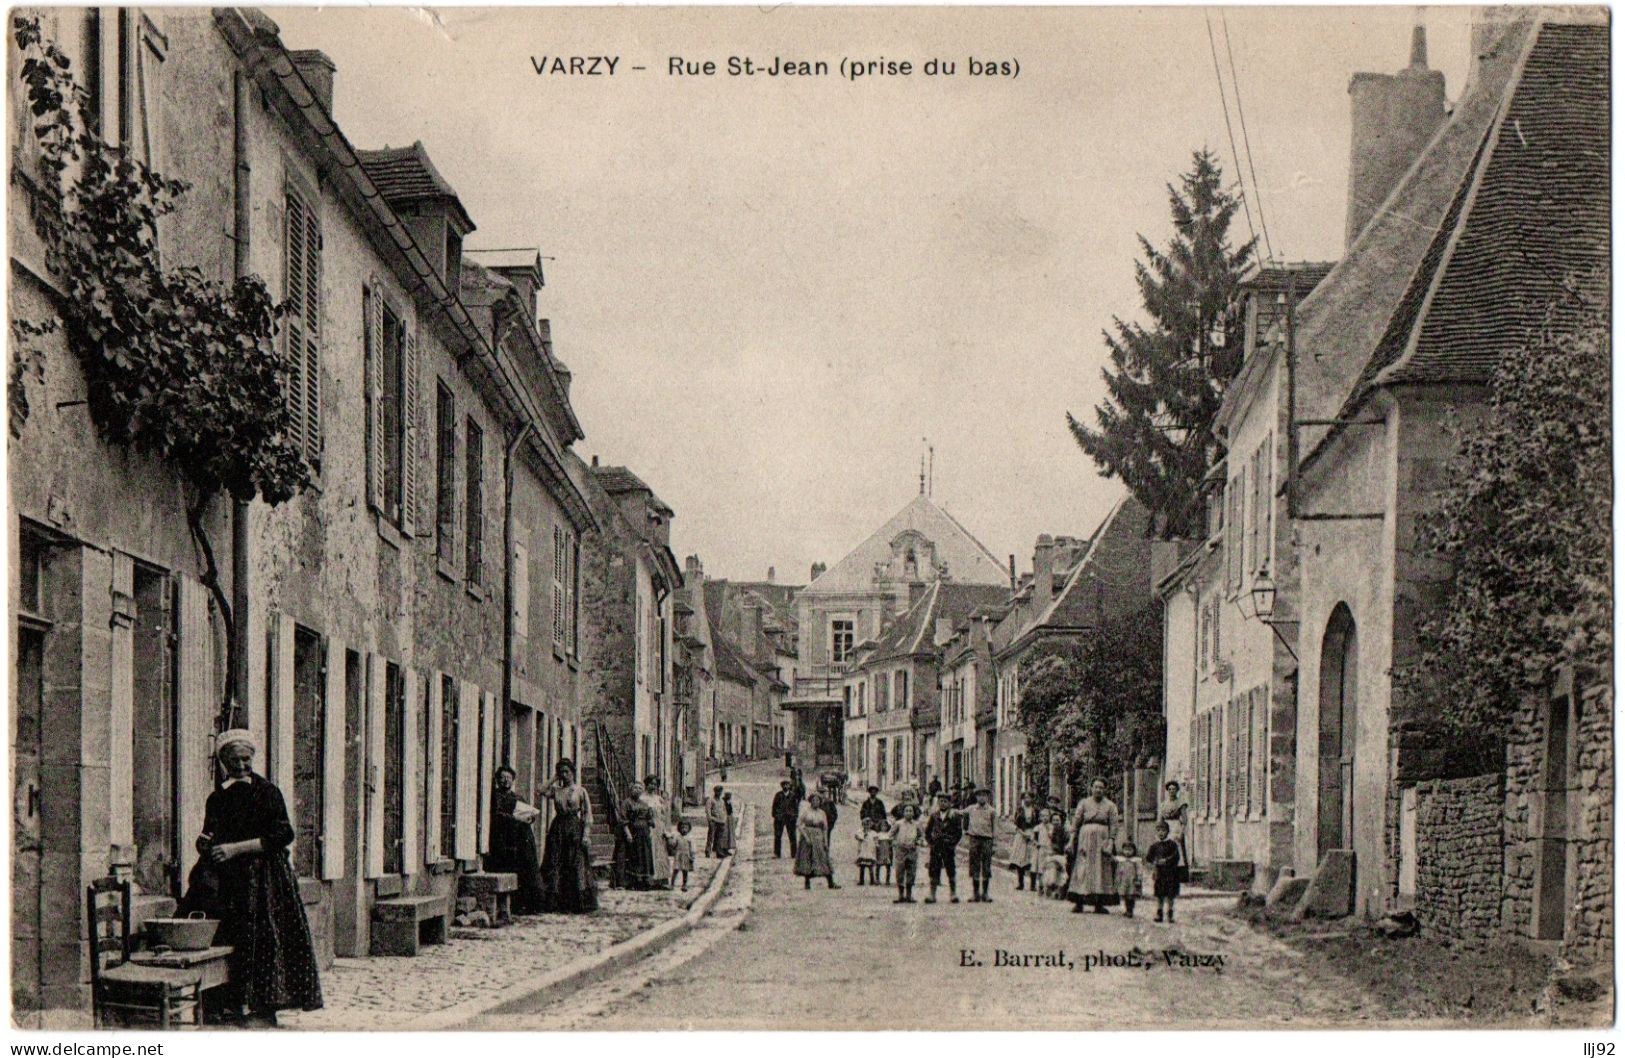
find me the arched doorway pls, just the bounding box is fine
[1317,604,1358,859]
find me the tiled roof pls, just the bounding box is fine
[1341,21,1608,419]
[591,464,651,495]
[867,581,1010,665]
[355,142,475,232]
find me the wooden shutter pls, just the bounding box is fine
[455,680,479,861]
[551,526,565,648]
[424,674,443,864]
[1253,686,1268,815]
[1262,434,1275,572]
[268,613,296,805]
[284,192,308,451]
[477,690,496,856]
[364,282,383,512]
[321,635,346,879]
[301,200,322,464]
[401,322,420,537]
[402,668,422,874]
[569,534,580,652]
[108,553,135,852]
[365,652,386,878]
[175,577,214,885]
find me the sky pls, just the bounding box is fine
[271,5,1476,584]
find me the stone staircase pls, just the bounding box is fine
[580,720,628,875]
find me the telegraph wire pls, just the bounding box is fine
[1204,11,1261,258]
[1220,11,1276,263]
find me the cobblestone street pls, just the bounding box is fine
[480,761,1435,1030]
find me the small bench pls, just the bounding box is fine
[370,895,449,957]
[458,872,518,927]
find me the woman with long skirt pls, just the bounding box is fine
[1066,778,1121,914]
[621,782,657,890]
[795,792,840,889]
[642,776,672,889]
[488,766,545,913]
[187,730,323,1025]
[539,758,599,913]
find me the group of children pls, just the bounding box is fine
[1006,800,1184,923]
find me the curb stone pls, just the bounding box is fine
[413,804,751,1031]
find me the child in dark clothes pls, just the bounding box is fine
[1146,820,1183,923]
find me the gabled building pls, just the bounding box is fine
[1289,15,1608,929]
[854,580,1010,796]
[938,605,1004,792]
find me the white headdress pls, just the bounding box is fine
[215,728,258,756]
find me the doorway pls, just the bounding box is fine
[1317,604,1358,859]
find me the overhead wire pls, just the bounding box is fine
[1204,12,1261,259]
[1220,11,1276,262]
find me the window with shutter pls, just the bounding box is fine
[380,307,405,528]
[1226,475,1244,593]
[283,189,322,464]
[568,532,580,654]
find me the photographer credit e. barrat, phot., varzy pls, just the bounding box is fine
[6,3,1610,1034]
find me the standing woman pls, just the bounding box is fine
[643,776,672,889]
[1158,781,1191,881]
[795,792,840,889]
[488,766,545,914]
[539,758,599,913]
[193,730,322,1025]
[621,782,657,890]
[1066,778,1121,914]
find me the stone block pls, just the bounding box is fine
[1266,871,1309,910]
[1208,859,1256,891]
[1294,849,1355,919]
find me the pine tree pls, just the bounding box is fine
[1068,150,1256,538]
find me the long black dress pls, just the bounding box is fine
[539,784,599,913]
[487,787,545,914]
[622,798,657,890]
[194,774,323,1015]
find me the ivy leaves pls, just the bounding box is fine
[1403,289,1611,741]
[12,14,310,509]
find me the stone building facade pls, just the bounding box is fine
[9,7,606,1020]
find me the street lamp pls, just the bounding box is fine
[1247,569,1277,622]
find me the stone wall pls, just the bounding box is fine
[1563,682,1612,967]
[1414,773,1504,944]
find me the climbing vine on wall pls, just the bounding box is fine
[13,15,312,727]
[1401,286,1611,746]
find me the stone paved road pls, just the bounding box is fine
[491,759,1403,1030]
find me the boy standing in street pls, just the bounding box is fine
[925,794,964,904]
[962,787,998,902]
[891,802,926,903]
[704,785,728,858]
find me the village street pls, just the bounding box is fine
[487,760,1397,1030]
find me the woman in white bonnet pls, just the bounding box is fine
[188,728,323,1024]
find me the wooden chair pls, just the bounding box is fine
[86,878,205,1029]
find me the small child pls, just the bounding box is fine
[855,819,879,885]
[669,820,695,891]
[890,803,926,903]
[1042,808,1070,898]
[1030,812,1053,899]
[1115,839,1143,918]
[874,816,894,886]
[1146,820,1182,923]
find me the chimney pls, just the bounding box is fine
[1344,25,1447,247]
[684,554,704,579]
[810,561,827,581]
[767,566,776,583]
[1470,7,1524,82]
[1033,534,1057,601]
[289,50,336,114]
[492,254,544,325]
[749,605,765,656]
[1008,554,1017,591]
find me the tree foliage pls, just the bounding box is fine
[1068,149,1255,538]
[1015,604,1165,792]
[14,16,311,726]
[1401,289,1611,742]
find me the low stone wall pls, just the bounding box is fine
[1414,773,1504,944]
[1562,682,1612,967]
